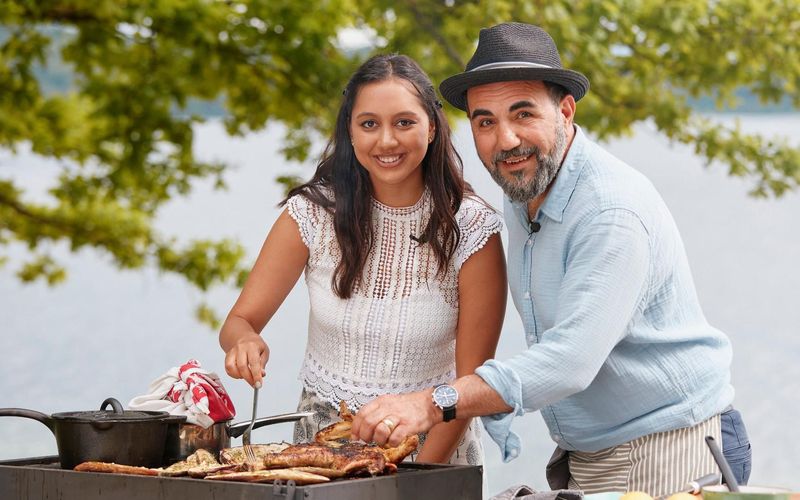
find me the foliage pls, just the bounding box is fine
[1,0,798,326]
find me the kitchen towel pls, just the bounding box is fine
[128,359,235,427]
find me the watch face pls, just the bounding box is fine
[434,385,458,407]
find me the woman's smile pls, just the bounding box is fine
[374,153,405,167]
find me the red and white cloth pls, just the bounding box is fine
[128,359,236,428]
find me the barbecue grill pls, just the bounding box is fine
[0,455,482,500]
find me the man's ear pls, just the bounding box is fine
[559,94,576,127]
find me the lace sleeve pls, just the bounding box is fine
[285,194,319,248]
[454,197,504,270]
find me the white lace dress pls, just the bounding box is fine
[286,189,503,465]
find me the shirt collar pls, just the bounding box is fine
[509,124,590,226]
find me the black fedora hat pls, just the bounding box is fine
[439,22,589,111]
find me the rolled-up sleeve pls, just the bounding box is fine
[475,360,526,461]
[476,208,652,458]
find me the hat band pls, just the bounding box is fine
[469,61,554,72]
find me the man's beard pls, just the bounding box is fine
[486,120,567,204]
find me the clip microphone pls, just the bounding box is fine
[530,221,541,233]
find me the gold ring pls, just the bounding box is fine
[382,418,396,432]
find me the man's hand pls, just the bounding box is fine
[351,390,440,447]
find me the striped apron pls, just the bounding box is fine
[546,415,722,497]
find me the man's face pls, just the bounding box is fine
[467,80,572,203]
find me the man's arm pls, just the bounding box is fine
[353,208,652,449]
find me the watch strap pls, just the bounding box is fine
[442,405,456,422]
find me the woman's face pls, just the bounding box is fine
[349,78,433,205]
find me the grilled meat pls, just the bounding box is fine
[261,433,418,476]
[160,448,239,478]
[74,461,159,476]
[380,434,420,463]
[205,468,330,485]
[214,401,418,481]
[219,442,291,465]
[314,410,420,463]
[188,448,218,466]
[262,442,387,476]
[314,401,353,446]
[291,466,348,479]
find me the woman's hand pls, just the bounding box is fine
[224,333,269,388]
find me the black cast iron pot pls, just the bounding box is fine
[0,397,186,469]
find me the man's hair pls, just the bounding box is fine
[464,80,570,112]
[544,82,569,106]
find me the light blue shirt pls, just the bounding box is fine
[475,126,734,461]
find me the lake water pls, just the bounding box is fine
[1,115,798,495]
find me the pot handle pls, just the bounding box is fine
[99,398,125,414]
[0,408,56,433]
[227,411,316,438]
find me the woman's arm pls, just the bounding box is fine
[219,208,309,387]
[415,233,507,462]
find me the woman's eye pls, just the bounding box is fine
[397,119,416,127]
[361,120,377,129]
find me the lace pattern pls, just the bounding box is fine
[286,190,502,411]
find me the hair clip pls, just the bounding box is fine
[435,100,443,109]
[342,88,348,96]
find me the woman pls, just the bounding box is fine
[219,54,506,465]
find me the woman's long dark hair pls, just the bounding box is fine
[283,54,472,298]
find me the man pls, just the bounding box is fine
[351,22,752,495]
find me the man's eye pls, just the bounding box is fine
[479,119,493,127]
[517,111,532,119]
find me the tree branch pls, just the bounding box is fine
[0,189,70,232]
[403,0,464,69]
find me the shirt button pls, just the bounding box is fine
[509,449,519,458]
[524,292,530,299]
[526,240,533,247]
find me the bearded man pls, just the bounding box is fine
[352,22,752,495]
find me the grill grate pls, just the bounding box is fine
[0,456,482,500]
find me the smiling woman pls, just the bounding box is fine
[217,54,507,474]
[349,78,433,205]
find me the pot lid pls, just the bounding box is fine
[51,397,171,423]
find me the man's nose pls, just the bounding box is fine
[496,122,521,151]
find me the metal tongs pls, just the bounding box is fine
[242,383,260,471]
[705,435,741,492]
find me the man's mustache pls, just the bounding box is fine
[493,145,541,166]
